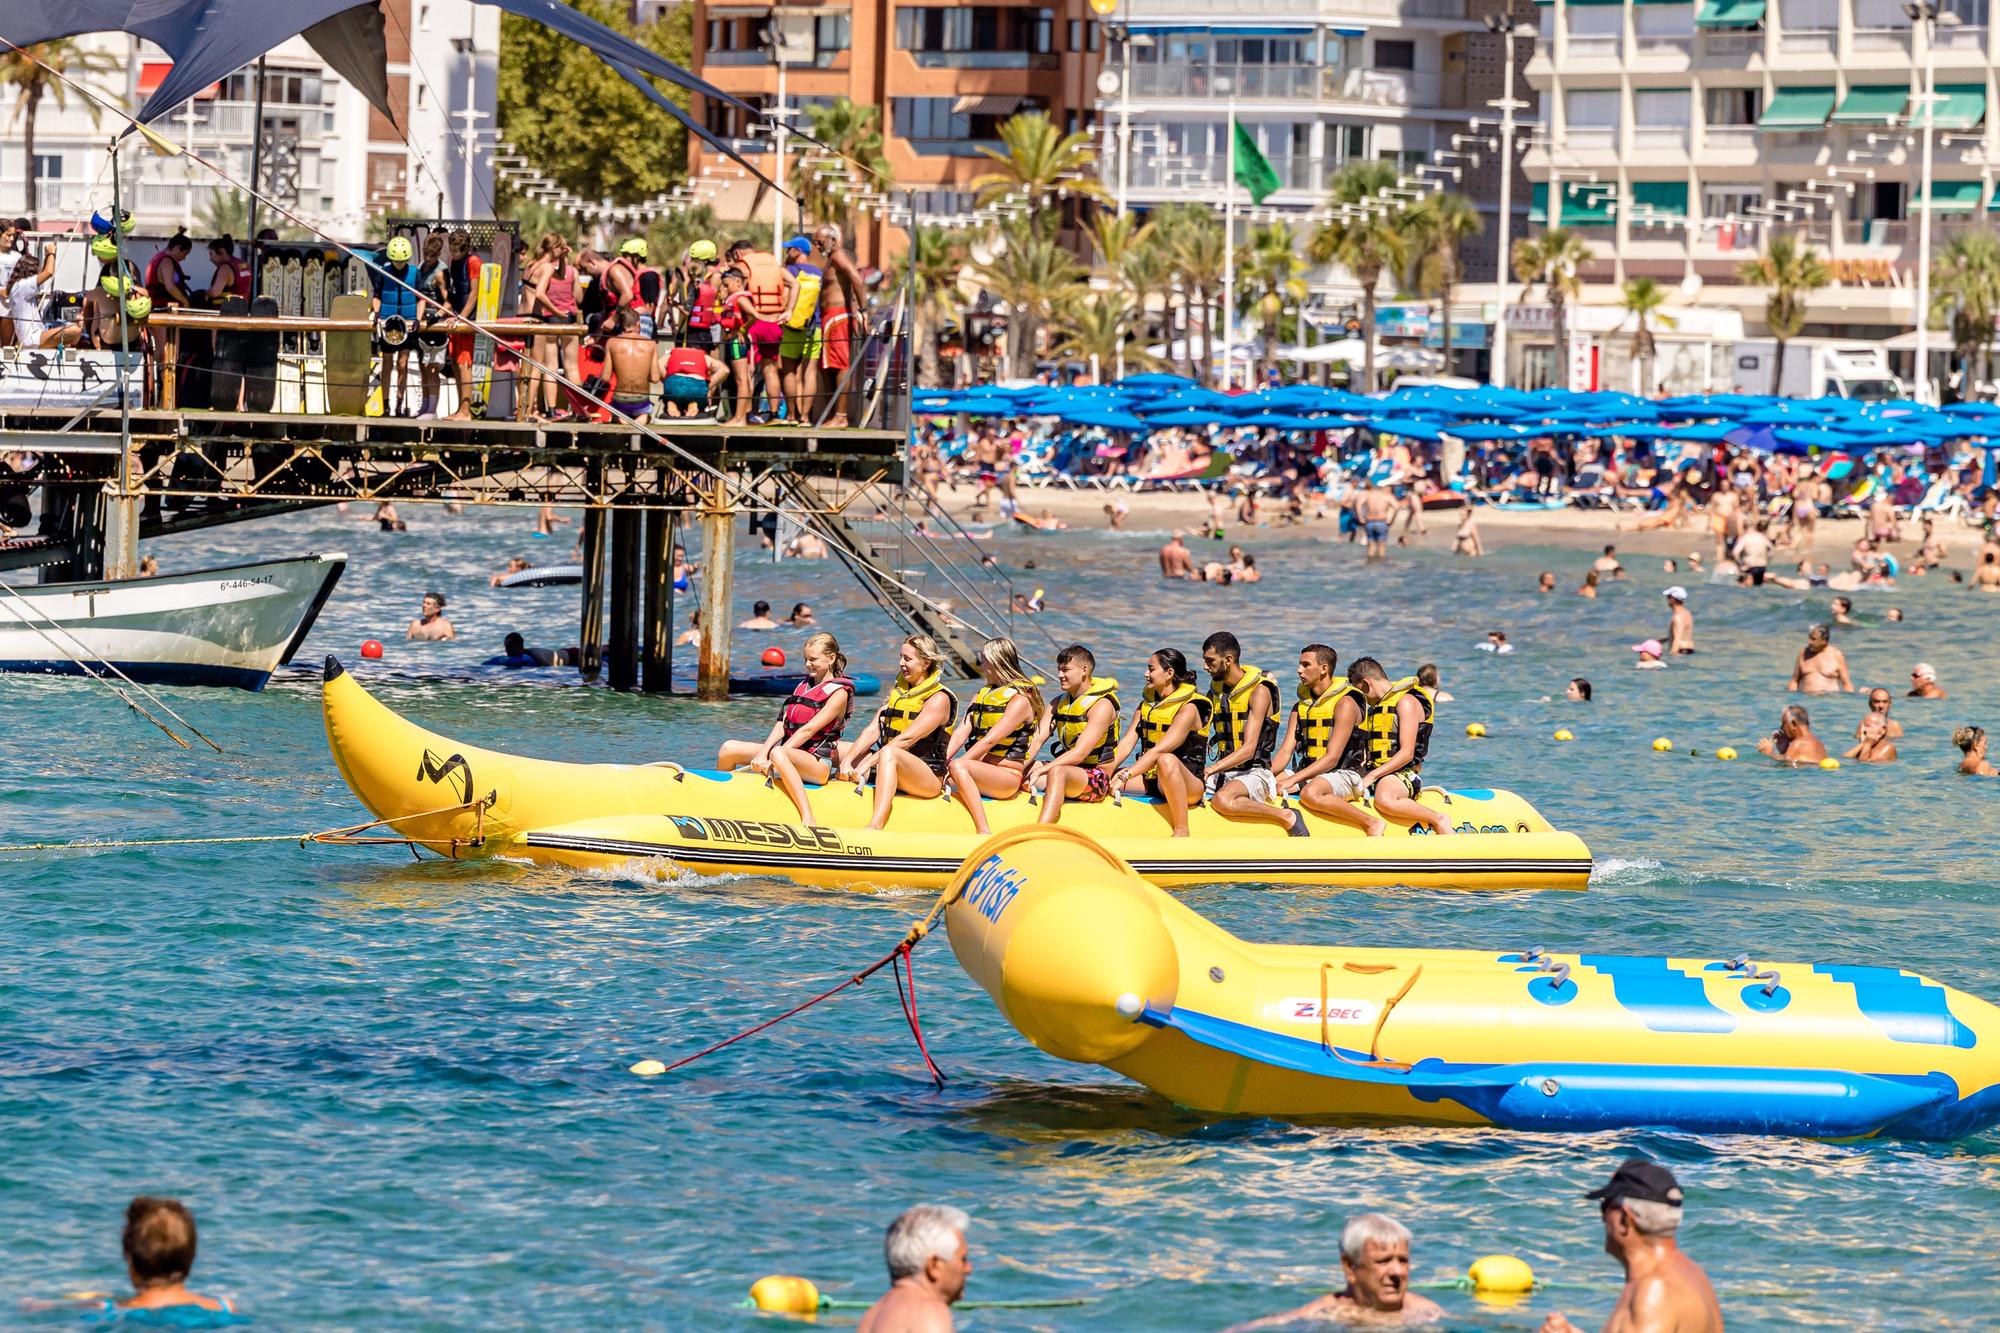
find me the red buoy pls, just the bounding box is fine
[761,646,786,668]
[360,640,384,659]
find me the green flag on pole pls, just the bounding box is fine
[1232,123,1282,204]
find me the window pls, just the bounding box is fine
[815,13,850,57]
[1704,86,1761,124]
[32,153,61,181]
[1635,89,1691,127]
[418,4,430,28]
[1566,6,1623,40]
[892,96,1045,151]
[1782,0,1835,27]
[1702,184,1762,217]
[1339,123,1369,160]
[1944,0,1987,23]
[906,188,977,219]
[1635,5,1696,38]
[1565,88,1619,128]
[1373,39,1415,69]
[217,68,322,105]
[896,7,1054,64]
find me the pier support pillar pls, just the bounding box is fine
[697,480,734,702]
[641,504,674,694]
[102,487,140,581]
[578,503,607,682]
[609,506,641,692]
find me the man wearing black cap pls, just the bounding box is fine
[1539,1160,1721,1333]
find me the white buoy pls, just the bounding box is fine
[1115,992,1145,1019]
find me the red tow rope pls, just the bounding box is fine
[652,933,946,1086]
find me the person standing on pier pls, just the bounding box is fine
[443,230,482,421]
[813,224,865,428]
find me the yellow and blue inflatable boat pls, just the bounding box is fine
[320,659,1591,892]
[943,827,2000,1140]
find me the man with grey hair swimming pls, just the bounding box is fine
[1221,1212,1442,1329]
[1539,1159,1721,1333]
[857,1203,972,1333]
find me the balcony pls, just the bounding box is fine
[1632,125,1691,150]
[907,50,1058,69]
[1125,151,1322,195]
[1777,26,1836,54]
[1128,63,1320,100]
[1852,26,1911,53]
[1565,34,1622,59]
[194,100,335,139]
[1327,67,1441,107]
[1937,23,1987,49]
[1565,125,1620,152]
[1703,125,1760,148]
[1634,33,1695,57]
[1698,29,1765,57]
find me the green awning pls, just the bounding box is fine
[1633,0,1693,5]
[1696,0,1765,26]
[1917,179,1982,212]
[1759,86,1835,131]
[1831,85,1910,125]
[1630,181,1689,218]
[1928,84,1988,131]
[1529,182,1617,225]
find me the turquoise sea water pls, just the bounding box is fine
[4,504,1997,1330]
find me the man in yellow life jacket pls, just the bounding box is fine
[1347,656,1452,835]
[1025,643,1122,826]
[1200,632,1309,837]
[1272,643,1387,837]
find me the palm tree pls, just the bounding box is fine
[1050,292,1157,376]
[0,39,120,215]
[1403,192,1482,370]
[975,218,1084,378]
[970,110,1108,214]
[1619,277,1675,396]
[1307,160,1412,393]
[1736,232,1830,392]
[1119,239,1170,352]
[1511,228,1594,384]
[1166,210,1227,385]
[1930,229,2000,389]
[899,225,966,387]
[791,98,890,235]
[1235,222,1307,383]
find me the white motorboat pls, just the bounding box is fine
[0,553,345,690]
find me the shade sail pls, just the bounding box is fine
[1696,0,1765,25]
[1759,86,1836,131]
[1831,84,1910,125]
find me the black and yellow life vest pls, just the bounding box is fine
[1136,682,1211,778]
[965,679,1037,765]
[1361,676,1435,772]
[875,668,957,771]
[1208,664,1281,771]
[1048,675,1121,767]
[1294,679,1368,770]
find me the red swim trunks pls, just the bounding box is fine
[820,307,852,371]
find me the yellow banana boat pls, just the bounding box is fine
[943,827,2000,1140]
[320,658,1592,892]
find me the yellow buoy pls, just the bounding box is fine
[1715,746,1738,761]
[1652,737,1674,752]
[1820,756,1841,770]
[1469,1253,1536,1293]
[629,1059,666,1076]
[750,1275,823,1314]
[1466,722,1487,738]
[1553,729,1574,742]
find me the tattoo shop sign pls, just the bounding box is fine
[0,349,142,410]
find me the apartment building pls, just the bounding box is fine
[1093,0,1537,373]
[687,0,1105,263]
[1510,0,1989,389]
[0,0,497,235]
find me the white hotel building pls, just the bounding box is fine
[1501,0,1991,390]
[0,0,498,238]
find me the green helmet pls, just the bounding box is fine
[618,237,649,260]
[91,235,120,262]
[100,273,131,296]
[124,291,153,321]
[386,235,414,263]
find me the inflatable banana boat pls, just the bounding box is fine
[943,827,2000,1140]
[320,659,1591,892]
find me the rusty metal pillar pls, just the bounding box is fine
[696,479,734,701]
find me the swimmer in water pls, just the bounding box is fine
[1222,1213,1443,1331]
[1757,703,1828,765]
[1576,569,1600,598]
[1631,639,1667,670]
[1860,689,1904,739]
[1416,662,1452,703]
[1537,1161,1721,1333]
[1567,677,1593,702]
[86,1197,235,1322]
[407,590,455,640]
[1453,508,1483,557]
[1789,624,1852,694]
[1844,712,1899,764]
[1955,725,1998,775]
[490,557,531,586]
[1663,586,1695,654]
[1908,662,1948,699]
[1537,571,1557,593]
[1159,533,1195,579]
[857,1205,971,1333]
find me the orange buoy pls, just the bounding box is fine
[360,640,384,659]
[761,647,786,667]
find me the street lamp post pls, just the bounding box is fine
[1220,85,1237,389]
[1908,2,1956,404]
[1484,16,1534,389]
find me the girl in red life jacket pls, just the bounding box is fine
[716,631,854,826]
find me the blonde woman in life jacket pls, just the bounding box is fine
[842,635,957,831]
[715,631,854,826]
[1347,656,1452,835]
[945,637,1045,836]
[1107,648,1211,838]
[1271,643,1387,837]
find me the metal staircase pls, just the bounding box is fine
[775,473,1058,676]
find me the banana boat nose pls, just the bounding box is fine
[944,827,1179,1064]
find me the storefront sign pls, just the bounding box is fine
[1424,322,1490,350]
[1505,304,1556,333]
[0,348,142,409]
[1567,332,1597,392]
[1374,304,1434,339]
[1827,258,1896,284]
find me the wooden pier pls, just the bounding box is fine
[0,405,912,697]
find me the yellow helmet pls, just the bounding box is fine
[124,291,154,321]
[688,239,718,261]
[100,273,132,296]
[386,235,414,263]
[91,235,120,262]
[618,237,649,260]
